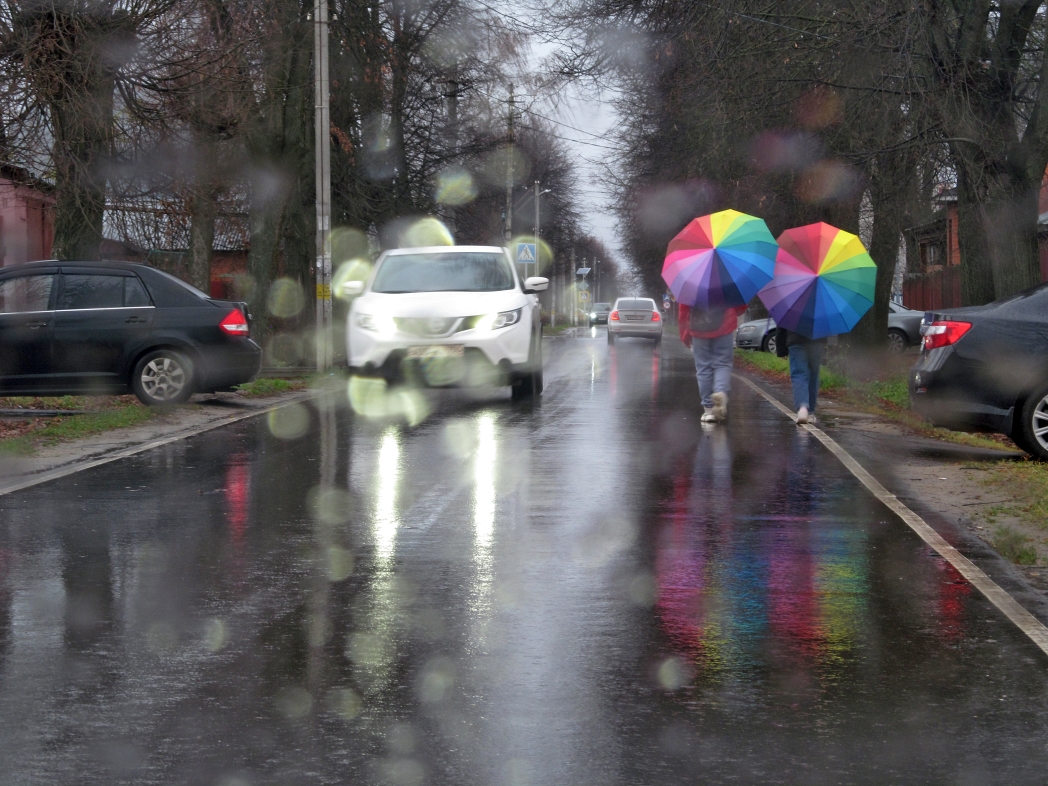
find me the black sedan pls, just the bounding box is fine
[909,282,1048,459]
[0,261,262,405]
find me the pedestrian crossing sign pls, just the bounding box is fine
[516,243,537,264]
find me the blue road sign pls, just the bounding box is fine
[516,243,537,265]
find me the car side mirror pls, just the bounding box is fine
[341,280,364,297]
[523,276,549,293]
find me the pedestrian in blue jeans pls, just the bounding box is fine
[679,303,747,423]
[782,330,825,424]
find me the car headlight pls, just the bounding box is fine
[739,326,756,333]
[355,312,397,337]
[473,308,522,332]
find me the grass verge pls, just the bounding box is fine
[0,402,155,455]
[733,348,1009,452]
[234,377,307,397]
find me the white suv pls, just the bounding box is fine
[344,246,548,400]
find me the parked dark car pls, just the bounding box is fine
[0,261,262,405]
[909,282,1048,459]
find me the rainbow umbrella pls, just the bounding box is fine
[758,222,877,339]
[661,209,777,309]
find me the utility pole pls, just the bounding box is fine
[313,0,332,371]
[445,70,459,231]
[571,247,576,326]
[595,259,600,303]
[505,84,514,241]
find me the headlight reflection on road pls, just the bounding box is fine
[373,427,402,564]
[471,412,498,617]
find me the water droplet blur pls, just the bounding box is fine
[402,217,453,247]
[267,403,310,440]
[204,618,228,652]
[795,160,861,203]
[628,572,656,607]
[348,377,430,425]
[333,258,372,301]
[327,687,362,720]
[387,722,417,755]
[417,656,456,703]
[308,484,353,525]
[146,622,178,654]
[443,419,478,458]
[379,758,425,786]
[275,686,313,719]
[434,167,477,205]
[479,144,530,187]
[267,277,305,318]
[326,546,355,581]
[657,656,691,691]
[266,332,304,366]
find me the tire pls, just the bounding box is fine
[132,349,194,406]
[1018,382,1048,460]
[763,333,777,354]
[512,333,543,401]
[607,330,615,345]
[654,335,662,348]
[887,329,908,354]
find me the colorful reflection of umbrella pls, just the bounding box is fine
[661,209,777,309]
[758,222,876,339]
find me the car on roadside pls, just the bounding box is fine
[887,301,924,353]
[734,303,923,355]
[607,297,662,346]
[735,317,777,352]
[589,302,612,326]
[343,245,548,401]
[909,282,1048,459]
[0,260,261,405]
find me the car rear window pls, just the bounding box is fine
[371,252,515,293]
[617,299,655,310]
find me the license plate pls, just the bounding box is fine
[625,315,644,321]
[407,345,464,359]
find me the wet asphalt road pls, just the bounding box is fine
[2,330,1048,785]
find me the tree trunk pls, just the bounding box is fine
[954,162,998,306]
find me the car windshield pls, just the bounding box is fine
[617,299,655,310]
[371,252,515,293]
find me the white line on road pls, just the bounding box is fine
[736,373,1048,658]
[0,392,316,499]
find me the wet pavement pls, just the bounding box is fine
[2,331,1048,785]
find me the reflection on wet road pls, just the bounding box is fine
[1,332,1047,784]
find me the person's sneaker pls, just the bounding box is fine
[701,408,717,423]
[711,392,728,421]
[796,406,809,425]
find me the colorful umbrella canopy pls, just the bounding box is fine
[758,222,877,339]
[661,209,778,310]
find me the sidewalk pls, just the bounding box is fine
[0,389,314,495]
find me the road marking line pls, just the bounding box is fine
[0,392,315,499]
[735,373,1048,657]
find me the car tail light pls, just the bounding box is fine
[610,310,619,321]
[922,320,970,350]
[219,308,250,336]
[651,310,661,322]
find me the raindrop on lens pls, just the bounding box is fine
[267,277,305,318]
[275,686,313,719]
[417,657,456,703]
[401,217,453,247]
[657,657,690,691]
[308,484,353,524]
[326,546,355,581]
[146,622,178,654]
[328,687,362,719]
[204,618,228,651]
[268,403,310,440]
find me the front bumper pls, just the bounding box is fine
[735,331,762,349]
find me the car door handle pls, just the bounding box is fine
[25,321,48,329]
[125,316,147,324]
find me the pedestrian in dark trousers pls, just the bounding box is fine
[775,327,826,424]
[680,304,747,423]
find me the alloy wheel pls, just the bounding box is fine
[141,357,187,402]
[1034,394,1048,453]
[887,330,907,354]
